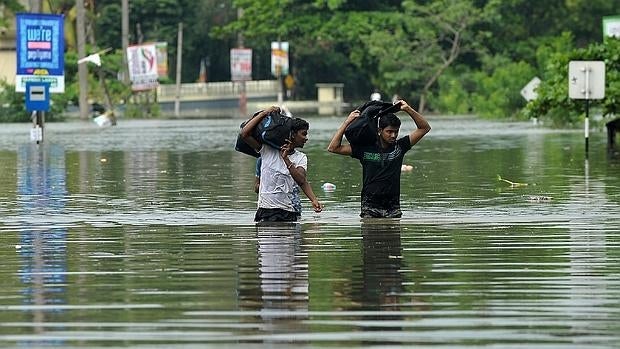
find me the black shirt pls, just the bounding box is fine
[351,136,412,210]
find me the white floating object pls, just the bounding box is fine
[401,164,413,172]
[321,182,336,191]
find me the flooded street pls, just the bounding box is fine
[1,116,619,348]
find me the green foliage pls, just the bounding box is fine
[470,56,536,119]
[0,80,26,122]
[429,68,474,115]
[0,81,66,122]
[525,37,620,126]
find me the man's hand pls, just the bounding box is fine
[311,199,323,213]
[280,140,292,159]
[345,110,361,125]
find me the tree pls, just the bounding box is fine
[525,37,620,126]
[359,0,486,112]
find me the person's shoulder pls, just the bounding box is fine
[397,136,411,147]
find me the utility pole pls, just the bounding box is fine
[237,8,247,116]
[174,22,183,117]
[122,0,130,85]
[76,0,89,120]
[29,0,41,12]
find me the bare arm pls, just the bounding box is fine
[281,143,323,213]
[240,106,280,151]
[327,110,360,156]
[398,100,431,146]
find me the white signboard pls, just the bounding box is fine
[127,44,159,91]
[271,41,289,76]
[230,48,252,81]
[568,61,605,100]
[520,76,541,101]
[603,16,620,38]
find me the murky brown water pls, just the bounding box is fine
[1,116,619,348]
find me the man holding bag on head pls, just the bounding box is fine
[327,100,431,218]
[241,106,323,222]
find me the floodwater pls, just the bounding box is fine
[0,116,619,348]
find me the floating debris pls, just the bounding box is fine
[527,195,553,202]
[321,182,336,192]
[497,174,528,187]
[401,164,414,172]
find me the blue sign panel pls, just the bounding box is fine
[25,82,50,112]
[15,13,65,93]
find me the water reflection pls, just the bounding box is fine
[353,220,405,334]
[252,223,309,341]
[16,144,67,346]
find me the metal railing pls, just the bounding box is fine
[157,80,279,101]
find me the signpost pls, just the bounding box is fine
[25,81,50,144]
[568,61,605,157]
[520,77,541,102]
[231,48,252,115]
[15,13,65,93]
[271,41,289,104]
[126,43,159,91]
[16,13,64,143]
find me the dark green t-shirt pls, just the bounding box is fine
[351,136,412,210]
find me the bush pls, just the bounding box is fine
[470,55,536,119]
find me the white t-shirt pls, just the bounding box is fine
[257,145,308,212]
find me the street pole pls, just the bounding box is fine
[122,0,130,85]
[174,22,183,118]
[237,8,247,116]
[584,66,590,158]
[76,0,89,120]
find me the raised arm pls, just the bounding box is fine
[398,100,431,146]
[327,110,360,156]
[240,106,280,151]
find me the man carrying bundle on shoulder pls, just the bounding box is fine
[240,106,323,222]
[327,99,431,218]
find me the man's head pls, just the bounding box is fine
[377,113,401,145]
[290,117,309,148]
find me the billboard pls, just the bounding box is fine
[127,44,159,91]
[15,13,65,93]
[230,48,252,81]
[155,42,168,78]
[271,41,289,76]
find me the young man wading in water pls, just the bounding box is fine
[241,106,323,222]
[327,100,431,218]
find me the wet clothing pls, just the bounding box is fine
[255,207,299,222]
[256,145,306,222]
[351,136,412,218]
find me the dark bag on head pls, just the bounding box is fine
[344,100,402,146]
[234,110,294,157]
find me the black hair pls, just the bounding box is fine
[291,117,309,133]
[378,113,400,129]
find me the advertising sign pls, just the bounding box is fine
[603,16,620,38]
[230,48,252,81]
[15,13,65,93]
[127,44,159,91]
[155,42,168,78]
[271,41,289,76]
